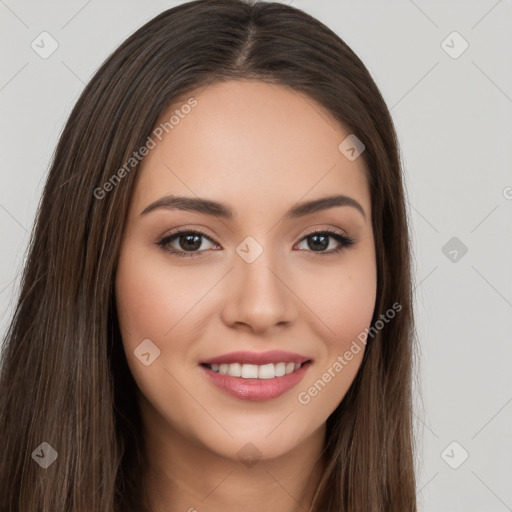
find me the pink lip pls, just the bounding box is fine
[200,350,311,366]
[199,360,313,401]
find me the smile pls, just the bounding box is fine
[203,361,306,379]
[198,350,313,401]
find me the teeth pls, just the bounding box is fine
[227,362,242,377]
[241,364,258,378]
[209,361,305,379]
[258,364,275,379]
[275,362,286,377]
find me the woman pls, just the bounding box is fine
[0,0,417,510]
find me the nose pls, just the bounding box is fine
[220,249,297,335]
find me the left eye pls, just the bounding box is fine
[156,229,355,257]
[296,230,355,254]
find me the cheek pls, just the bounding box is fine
[115,250,209,346]
[293,255,377,416]
[329,273,377,345]
[114,249,219,405]
[114,251,204,422]
[294,252,377,350]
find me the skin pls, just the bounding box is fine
[115,79,377,512]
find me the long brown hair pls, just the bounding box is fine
[0,1,417,510]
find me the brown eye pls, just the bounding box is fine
[296,230,355,255]
[156,228,356,258]
[157,230,218,257]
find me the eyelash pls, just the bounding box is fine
[156,228,356,258]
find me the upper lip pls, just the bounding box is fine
[200,350,312,366]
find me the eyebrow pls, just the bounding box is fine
[140,194,366,221]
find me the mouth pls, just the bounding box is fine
[200,360,311,379]
[198,351,313,401]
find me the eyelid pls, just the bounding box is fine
[300,225,348,238]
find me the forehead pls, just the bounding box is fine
[132,80,370,219]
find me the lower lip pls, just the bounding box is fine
[200,362,312,401]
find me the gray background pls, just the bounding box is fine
[1,1,511,510]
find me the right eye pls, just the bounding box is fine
[156,229,220,257]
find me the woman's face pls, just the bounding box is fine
[115,79,377,462]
